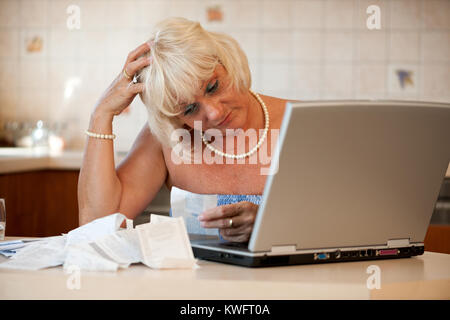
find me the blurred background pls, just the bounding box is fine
[0,0,448,150]
[0,0,449,252]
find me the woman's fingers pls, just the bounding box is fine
[122,56,151,82]
[125,42,151,65]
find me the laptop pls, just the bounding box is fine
[190,100,450,267]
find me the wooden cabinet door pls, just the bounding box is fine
[0,170,79,237]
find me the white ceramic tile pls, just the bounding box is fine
[0,30,19,58]
[48,61,78,89]
[323,64,353,98]
[224,0,261,29]
[261,0,291,29]
[20,0,49,28]
[135,0,169,28]
[49,0,77,29]
[389,32,419,62]
[357,31,386,62]
[356,0,388,31]
[78,0,107,29]
[261,63,291,93]
[0,89,18,119]
[169,0,201,22]
[324,0,356,30]
[48,29,80,59]
[292,64,322,100]
[19,60,48,88]
[0,0,20,27]
[18,89,50,121]
[248,58,260,91]
[422,0,450,30]
[421,32,449,62]
[74,61,108,94]
[324,32,354,62]
[291,0,323,29]
[227,30,260,61]
[104,0,137,28]
[20,29,48,59]
[421,64,450,102]
[389,0,420,30]
[292,31,322,62]
[355,64,386,96]
[261,31,291,61]
[387,63,419,96]
[0,60,19,89]
[105,30,141,60]
[78,30,107,60]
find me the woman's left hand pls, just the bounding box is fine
[198,201,258,243]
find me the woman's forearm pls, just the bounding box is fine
[78,109,122,225]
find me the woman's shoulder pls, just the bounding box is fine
[258,93,290,127]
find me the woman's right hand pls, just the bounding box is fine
[94,42,151,117]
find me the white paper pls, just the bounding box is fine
[93,229,141,267]
[136,215,197,269]
[0,236,66,270]
[63,242,119,272]
[65,213,126,249]
[170,186,218,236]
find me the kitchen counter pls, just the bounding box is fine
[1,147,449,177]
[0,148,126,174]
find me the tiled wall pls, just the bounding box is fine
[0,0,449,151]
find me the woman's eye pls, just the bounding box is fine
[184,103,198,116]
[206,80,219,94]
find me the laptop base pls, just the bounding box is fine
[192,246,425,268]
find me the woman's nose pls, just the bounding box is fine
[203,102,226,123]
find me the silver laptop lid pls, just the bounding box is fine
[249,100,450,252]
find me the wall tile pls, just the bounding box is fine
[422,0,450,30]
[0,30,19,58]
[355,64,386,97]
[323,64,353,98]
[261,63,291,93]
[387,63,419,97]
[225,0,261,29]
[292,64,322,100]
[292,31,322,62]
[78,0,107,29]
[261,31,291,61]
[421,64,450,102]
[421,32,449,62]
[135,0,169,28]
[262,0,291,29]
[357,31,387,62]
[355,0,389,31]
[324,0,355,30]
[324,32,354,62]
[389,0,420,30]
[389,32,419,62]
[0,0,20,28]
[19,60,48,89]
[291,0,323,29]
[20,0,49,28]
[48,29,80,59]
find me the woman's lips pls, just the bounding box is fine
[217,111,232,127]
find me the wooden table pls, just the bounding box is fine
[1,237,449,300]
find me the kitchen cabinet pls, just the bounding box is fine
[0,170,79,237]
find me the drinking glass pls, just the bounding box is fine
[0,199,6,240]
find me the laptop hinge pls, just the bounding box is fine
[271,245,296,254]
[387,238,410,248]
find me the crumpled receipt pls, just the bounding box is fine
[170,186,218,236]
[0,212,198,271]
[136,214,198,269]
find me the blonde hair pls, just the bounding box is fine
[137,17,251,148]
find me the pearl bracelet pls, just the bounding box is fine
[85,130,116,140]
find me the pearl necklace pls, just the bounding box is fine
[201,89,269,159]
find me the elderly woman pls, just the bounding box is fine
[78,17,289,243]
